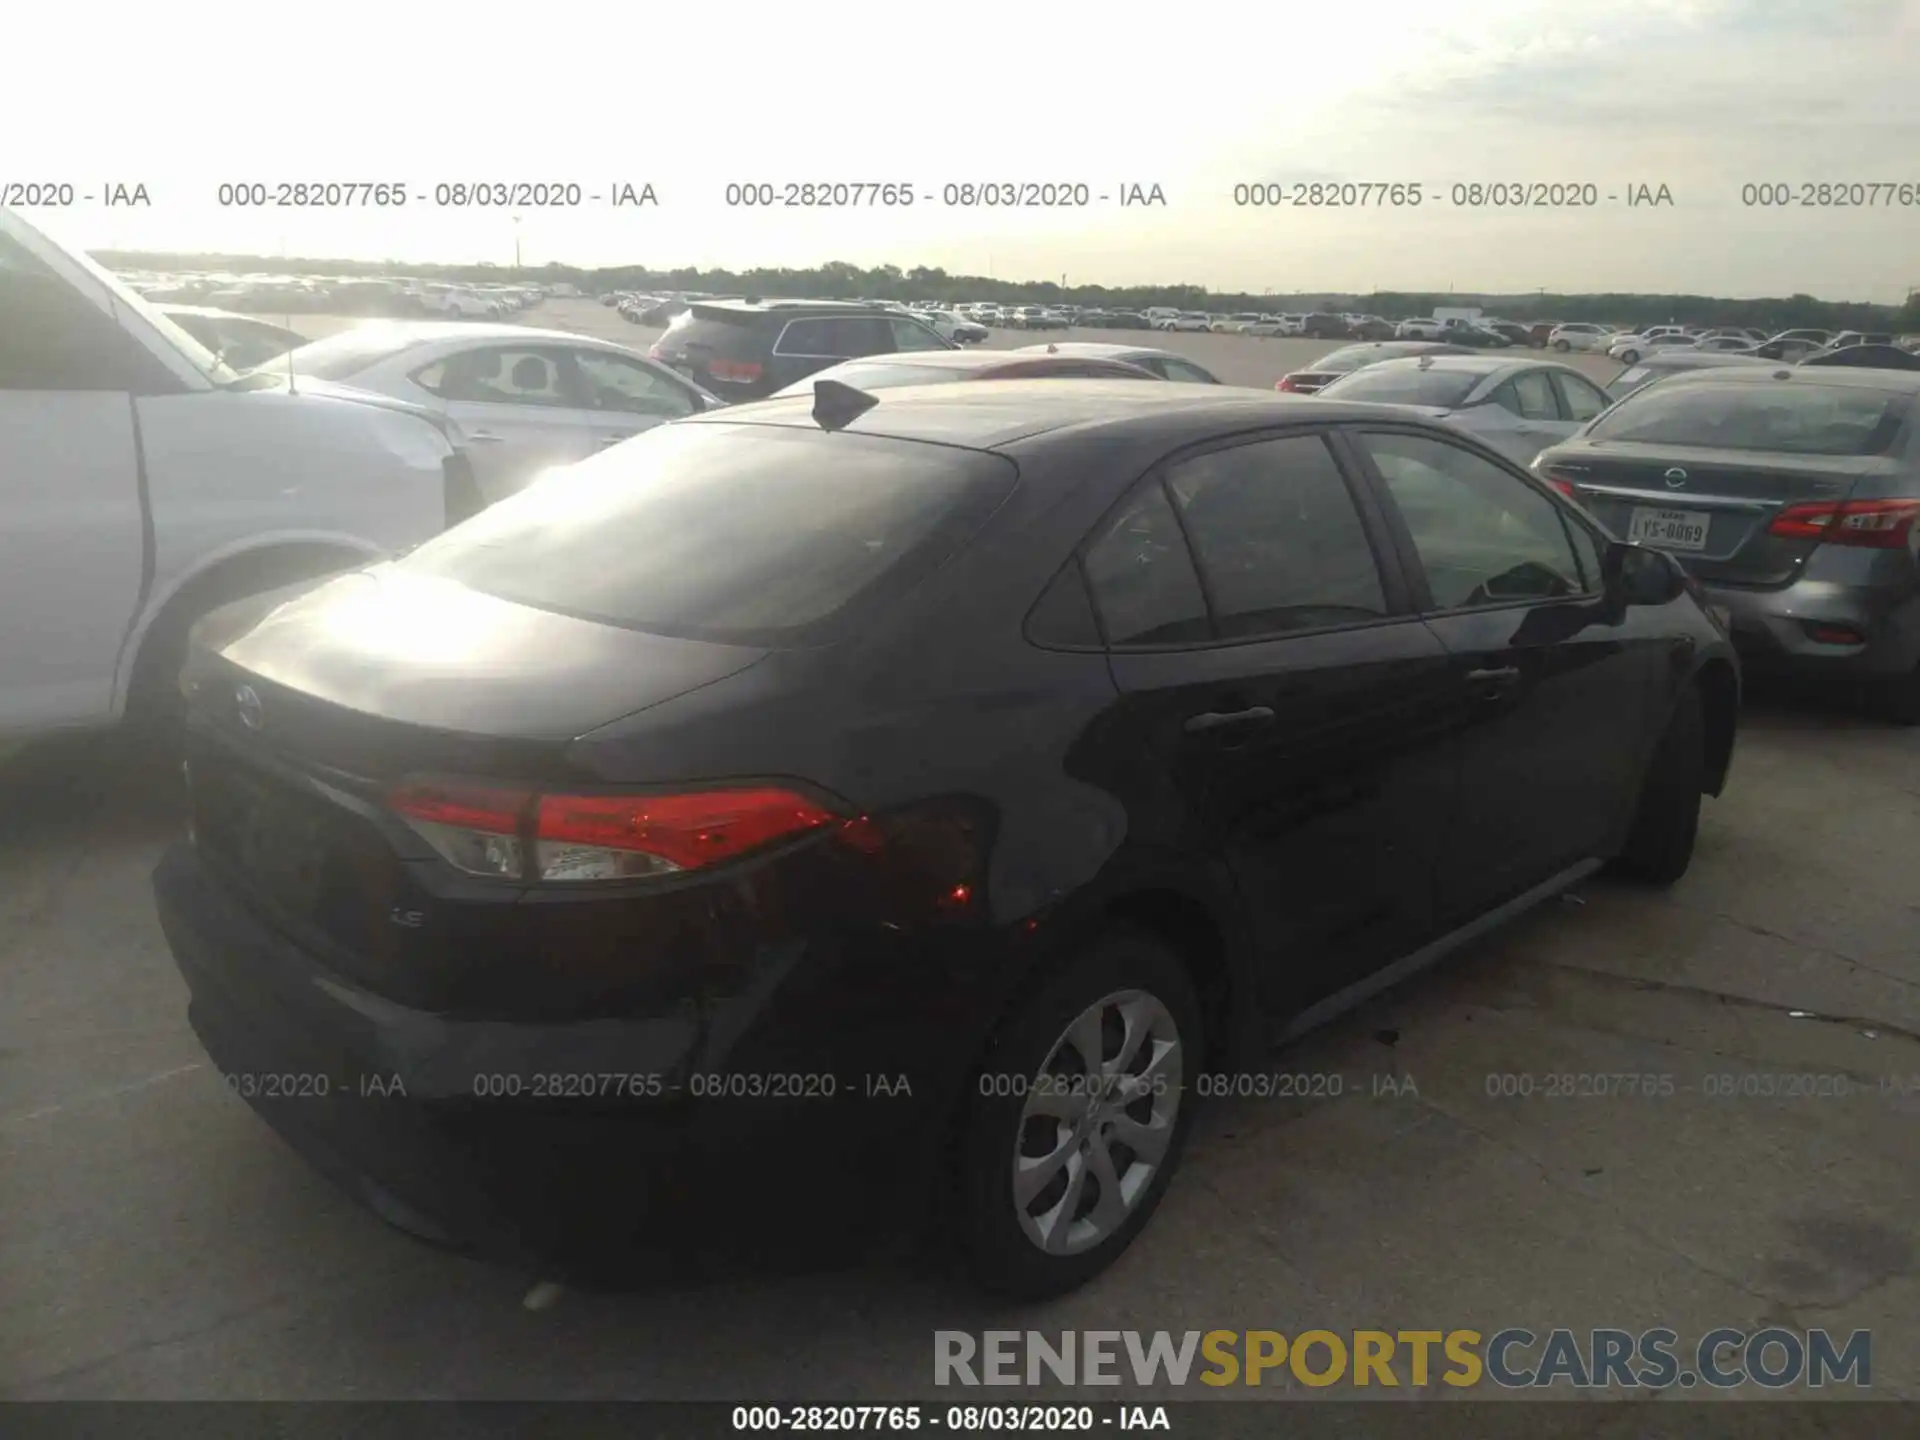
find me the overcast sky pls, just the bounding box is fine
[11,0,1920,299]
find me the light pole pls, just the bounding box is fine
[512,214,523,270]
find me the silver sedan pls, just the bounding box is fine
[268,322,722,504]
[1314,354,1616,466]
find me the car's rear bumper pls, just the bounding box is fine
[153,843,955,1277]
[1703,576,1920,678]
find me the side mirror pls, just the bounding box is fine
[1603,541,1686,607]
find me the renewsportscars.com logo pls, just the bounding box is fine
[934,1328,1872,1390]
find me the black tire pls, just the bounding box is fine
[1552,338,1571,352]
[1619,349,1641,364]
[1610,686,1705,884]
[1870,664,1920,726]
[954,928,1203,1300]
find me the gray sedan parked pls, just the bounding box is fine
[1535,367,1920,721]
[1314,354,1616,466]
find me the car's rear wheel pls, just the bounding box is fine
[1619,348,1642,364]
[1610,686,1704,884]
[955,929,1201,1299]
[1553,338,1571,351]
[1870,662,1920,726]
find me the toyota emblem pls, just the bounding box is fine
[235,684,264,732]
[1664,467,1688,489]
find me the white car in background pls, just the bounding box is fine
[1161,312,1213,332]
[268,322,724,505]
[0,205,463,743]
[1212,312,1267,333]
[914,309,987,343]
[1546,322,1620,353]
[912,309,989,344]
[1606,330,1701,364]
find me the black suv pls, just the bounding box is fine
[648,299,953,401]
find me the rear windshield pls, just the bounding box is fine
[662,308,766,359]
[1606,366,1652,397]
[1321,366,1480,407]
[1585,380,1908,455]
[775,361,973,396]
[1307,345,1397,373]
[277,325,423,379]
[400,421,1020,647]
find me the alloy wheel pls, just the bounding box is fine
[1011,989,1183,1256]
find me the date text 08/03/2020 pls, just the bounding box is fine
[730,1405,1167,1432]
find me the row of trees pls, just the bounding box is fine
[97,250,1920,335]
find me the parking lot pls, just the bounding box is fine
[3,295,1916,1407]
[294,297,1631,395]
[4,674,1917,1399]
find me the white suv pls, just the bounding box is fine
[1547,322,1619,353]
[0,206,463,742]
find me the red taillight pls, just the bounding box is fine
[1276,375,1303,392]
[709,359,764,384]
[1805,623,1867,645]
[1768,499,1920,548]
[388,777,839,883]
[535,789,834,874]
[390,778,532,833]
[1533,465,1585,500]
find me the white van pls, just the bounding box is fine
[0,206,467,741]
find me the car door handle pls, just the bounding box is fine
[1183,706,1276,733]
[597,431,638,447]
[1465,666,1521,687]
[465,431,505,443]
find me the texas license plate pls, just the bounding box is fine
[1627,506,1711,552]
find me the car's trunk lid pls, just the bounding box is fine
[1544,445,1890,586]
[180,568,769,1005]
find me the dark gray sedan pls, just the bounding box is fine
[1535,366,1920,721]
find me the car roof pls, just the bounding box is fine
[1013,341,1180,362]
[686,378,1442,453]
[295,320,599,346]
[1302,342,1474,366]
[1656,365,1920,393]
[1635,352,1772,369]
[820,349,1101,373]
[688,298,892,319]
[157,303,294,326]
[1359,354,1541,377]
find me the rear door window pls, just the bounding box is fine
[1505,370,1560,420]
[1081,481,1211,646]
[402,422,1018,646]
[773,318,836,357]
[414,346,574,407]
[833,317,897,357]
[1551,370,1612,421]
[1164,434,1389,637]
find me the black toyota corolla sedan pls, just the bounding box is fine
[154,380,1738,1298]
